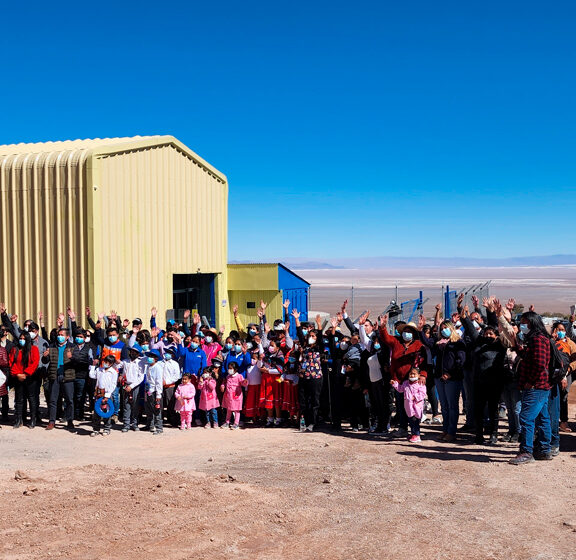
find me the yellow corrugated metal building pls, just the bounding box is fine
[0,135,229,328]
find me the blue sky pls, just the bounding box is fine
[1,1,575,260]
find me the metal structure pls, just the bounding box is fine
[444,281,491,319]
[0,136,229,328]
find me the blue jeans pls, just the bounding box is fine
[408,416,421,436]
[520,388,551,455]
[394,389,408,430]
[536,384,559,451]
[501,381,521,435]
[204,408,218,426]
[111,386,120,417]
[435,378,462,436]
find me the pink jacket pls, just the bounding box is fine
[174,383,196,412]
[392,380,427,419]
[221,373,248,412]
[202,341,222,366]
[197,377,220,411]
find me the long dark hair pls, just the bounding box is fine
[520,311,549,339]
[16,331,33,368]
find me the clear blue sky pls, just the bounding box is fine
[1,1,575,260]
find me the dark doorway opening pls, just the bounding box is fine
[173,274,215,326]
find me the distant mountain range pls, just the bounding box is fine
[273,254,576,269]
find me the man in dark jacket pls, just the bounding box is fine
[70,328,95,420]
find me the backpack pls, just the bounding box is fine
[549,340,570,385]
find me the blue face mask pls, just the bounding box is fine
[288,356,296,363]
[374,343,381,351]
[19,339,26,347]
[57,335,66,344]
[164,353,172,360]
[402,332,413,342]
[109,335,118,343]
[75,337,85,344]
[178,331,185,338]
[234,344,242,353]
[249,329,257,336]
[557,331,566,340]
[441,328,452,339]
[519,324,530,335]
[394,329,400,336]
[205,336,213,344]
[225,343,233,350]
[190,342,199,350]
[302,329,308,337]
[141,344,150,352]
[147,357,155,364]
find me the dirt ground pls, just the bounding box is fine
[2,407,576,560]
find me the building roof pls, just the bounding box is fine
[228,262,310,287]
[0,135,227,183]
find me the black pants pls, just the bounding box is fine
[328,368,346,428]
[298,377,323,427]
[474,380,502,438]
[426,374,439,416]
[560,373,572,423]
[14,376,39,422]
[370,379,391,431]
[349,389,369,429]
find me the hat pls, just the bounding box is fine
[145,349,162,361]
[132,318,143,325]
[129,344,144,355]
[397,322,419,336]
[163,345,177,357]
[167,319,176,325]
[204,329,219,341]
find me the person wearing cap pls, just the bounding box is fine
[119,344,147,432]
[378,314,428,439]
[144,349,164,434]
[162,344,182,426]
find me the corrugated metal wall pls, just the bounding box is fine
[0,136,229,331]
[228,289,284,332]
[0,148,90,324]
[92,142,228,327]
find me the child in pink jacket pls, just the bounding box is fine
[391,368,427,443]
[220,362,248,430]
[174,374,196,430]
[198,367,220,429]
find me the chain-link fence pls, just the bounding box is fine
[444,281,491,318]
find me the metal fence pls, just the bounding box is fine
[444,281,491,319]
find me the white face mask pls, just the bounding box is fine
[30,332,38,340]
[409,376,419,383]
[308,337,316,345]
[228,369,235,375]
[85,337,91,343]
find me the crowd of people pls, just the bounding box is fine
[0,295,575,465]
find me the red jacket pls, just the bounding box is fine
[378,327,428,382]
[9,345,40,376]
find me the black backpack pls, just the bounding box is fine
[549,339,570,385]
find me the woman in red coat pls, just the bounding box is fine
[9,331,40,428]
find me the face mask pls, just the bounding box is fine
[394,329,400,336]
[246,342,253,349]
[402,332,413,342]
[340,342,348,351]
[19,339,26,347]
[205,336,213,344]
[374,343,381,351]
[30,332,38,340]
[409,376,418,383]
[147,357,155,364]
[198,331,205,338]
[213,361,222,368]
[141,344,149,352]
[334,337,339,342]
[308,337,316,345]
[75,337,84,344]
[165,353,172,360]
[323,338,329,345]
[104,364,111,369]
[517,332,524,341]
[441,328,452,339]
[190,342,199,350]
[274,324,285,331]
[557,331,566,340]
[269,347,277,354]
[225,343,233,351]
[109,335,118,343]
[178,331,185,338]
[249,329,257,336]
[251,358,257,365]
[228,369,235,375]
[472,320,480,330]
[454,321,462,328]
[302,329,308,337]
[519,324,530,335]
[57,335,66,344]
[23,326,29,332]
[234,344,242,353]
[288,356,296,363]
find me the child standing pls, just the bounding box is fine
[90,355,119,437]
[198,367,220,428]
[120,345,146,432]
[391,368,427,442]
[221,362,248,429]
[174,374,196,429]
[244,351,263,423]
[145,350,164,435]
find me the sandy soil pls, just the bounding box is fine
[2,413,576,560]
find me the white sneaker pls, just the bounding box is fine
[306,424,314,432]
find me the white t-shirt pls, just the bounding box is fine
[367,354,383,383]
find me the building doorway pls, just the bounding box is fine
[173,274,215,326]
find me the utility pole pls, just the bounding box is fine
[351,285,355,319]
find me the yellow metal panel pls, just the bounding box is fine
[227,264,279,291]
[228,290,283,332]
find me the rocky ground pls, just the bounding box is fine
[2,414,576,560]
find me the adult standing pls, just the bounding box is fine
[9,331,40,428]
